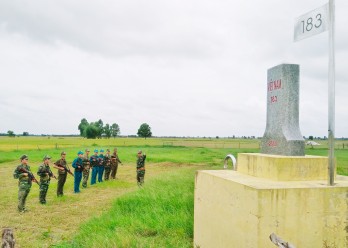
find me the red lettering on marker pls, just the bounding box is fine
[270,95,277,103]
[267,140,277,147]
[268,79,282,92]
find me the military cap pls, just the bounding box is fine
[20,154,28,160]
[43,155,51,160]
[100,149,104,152]
[137,150,142,154]
[85,149,90,152]
[77,151,84,155]
[94,149,98,153]
[61,151,66,155]
[106,149,110,152]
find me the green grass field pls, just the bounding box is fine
[0,137,347,247]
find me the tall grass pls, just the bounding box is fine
[55,166,199,248]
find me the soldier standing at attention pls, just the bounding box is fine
[13,155,33,212]
[53,151,68,197]
[103,149,112,180]
[82,149,90,188]
[72,151,84,193]
[136,150,146,187]
[98,149,105,182]
[90,150,99,185]
[37,155,55,204]
[110,148,122,179]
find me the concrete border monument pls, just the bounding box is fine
[194,64,348,247]
[260,64,305,156]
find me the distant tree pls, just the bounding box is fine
[78,118,89,137]
[7,130,15,137]
[94,119,104,139]
[103,124,111,138]
[308,136,314,140]
[78,118,121,139]
[111,123,120,138]
[22,132,29,136]
[137,123,152,139]
[85,125,99,139]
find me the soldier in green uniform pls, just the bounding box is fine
[13,155,34,212]
[136,150,146,187]
[37,155,56,204]
[82,149,90,188]
[103,149,112,181]
[53,151,69,197]
[110,148,122,179]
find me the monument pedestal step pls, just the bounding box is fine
[237,153,334,181]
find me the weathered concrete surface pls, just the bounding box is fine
[194,170,348,248]
[261,64,305,156]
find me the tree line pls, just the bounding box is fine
[78,119,120,139]
[78,118,152,139]
[1,121,152,139]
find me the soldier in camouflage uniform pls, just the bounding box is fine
[53,151,69,197]
[37,155,55,204]
[82,149,90,188]
[13,155,33,212]
[110,148,122,179]
[103,149,112,180]
[136,150,146,187]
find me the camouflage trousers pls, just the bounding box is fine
[82,168,90,188]
[110,163,119,179]
[136,170,145,186]
[39,179,50,204]
[18,180,31,211]
[57,173,67,196]
[104,166,111,181]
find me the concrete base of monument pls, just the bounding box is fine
[237,153,334,181]
[194,154,348,248]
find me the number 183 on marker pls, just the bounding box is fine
[294,3,329,42]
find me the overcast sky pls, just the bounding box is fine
[0,0,347,137]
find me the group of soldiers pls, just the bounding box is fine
[12,147,146,214]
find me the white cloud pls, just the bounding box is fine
[0,0,347,137]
